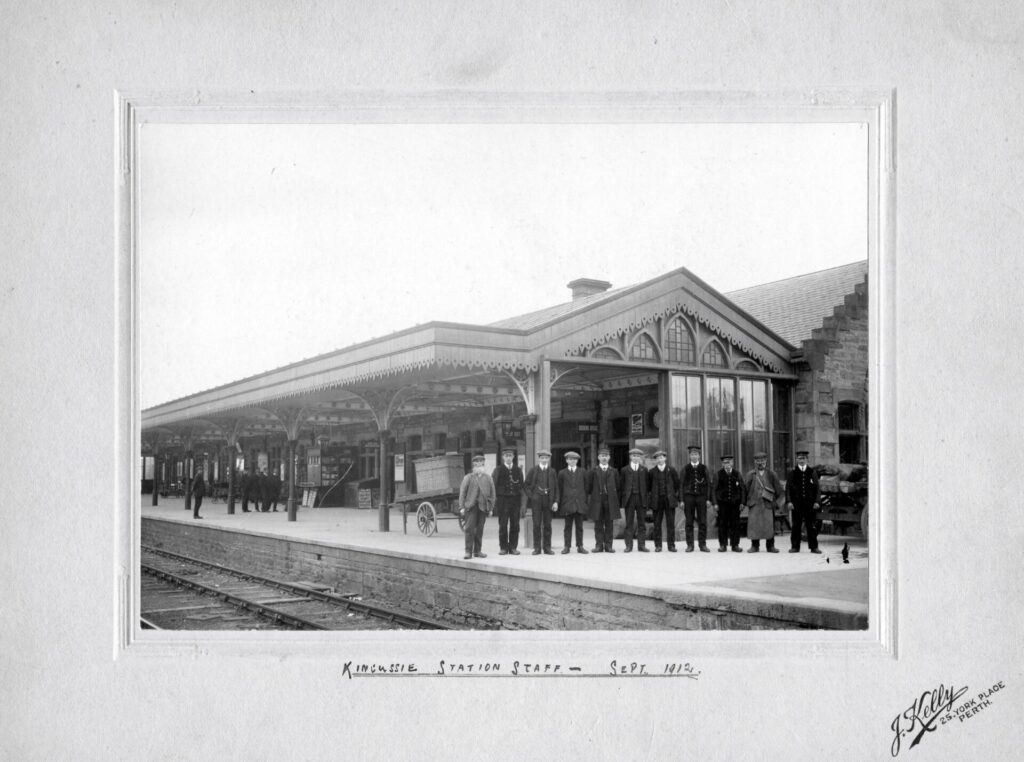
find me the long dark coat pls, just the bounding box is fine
[587,465,621,520]
[618,464,649,508]
[556,467,589,516]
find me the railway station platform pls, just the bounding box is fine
[140,498,869,630]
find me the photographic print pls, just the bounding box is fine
[136,111,876,634]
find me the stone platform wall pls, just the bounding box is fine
[142,518,862,630]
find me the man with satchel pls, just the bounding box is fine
[491,447,525,556]
[587,445,621,553]
[524,449,559,556]
[458,454,495,560]
[786,450,822,553]
[744,451,783,553]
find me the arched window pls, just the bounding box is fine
[702,340,727,368]
[736,359,760,372]
[665,318,695,364]
[630,333,659,362]
[591,347,621,360]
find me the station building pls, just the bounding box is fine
[140,260,868,521]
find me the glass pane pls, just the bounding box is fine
[722,378,736,429]
[688,376,702,429]
[773,432,791,475]
[739,380,753,431]
[708,429,733,467]
[671,376,687,428]
[752,380,767,430]
[705,378,721,429]
[672,429,703,468]
[772,383,791,433]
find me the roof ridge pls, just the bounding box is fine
[725,260,867,295]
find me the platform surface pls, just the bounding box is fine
[142,497,869,621]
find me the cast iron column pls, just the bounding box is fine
[287,439,298,521]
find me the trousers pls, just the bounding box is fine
[532,505,553,549]
[790,501,819,550]
[717,501,741,548]
[651,495,676,548]
[563,513,584,547]
[683,494,707,547]
[463,506,487,555]
[496,495,521,551]
[622,494,647,548]
[593,497,614,549]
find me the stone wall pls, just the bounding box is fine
[794,278,869,465]
[141,517,865,630]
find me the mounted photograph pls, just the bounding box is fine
[132,100,883,635]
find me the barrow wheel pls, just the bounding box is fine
[457,508,467,531]
[416,501,438,536]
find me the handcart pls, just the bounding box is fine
[396,455,468,536]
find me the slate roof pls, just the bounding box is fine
[488,285,630,330]
[724,260,868,346]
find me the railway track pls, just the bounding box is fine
[140,545,449,631]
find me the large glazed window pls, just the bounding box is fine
[665,318,695,365]
[705,377,737,466]
[671,375,703,465]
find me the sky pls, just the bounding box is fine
[139,121,867,408]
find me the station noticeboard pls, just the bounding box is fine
[394,453,405,482]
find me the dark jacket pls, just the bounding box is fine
[556,467,589,516]
[191,473,206,498]
[618,464,649,509]
[524,465,559,510]
[491,463,525,501]
[647,465,680,505]
[681,462,712,501]
[587,465,622,520]
[713,468,745,505]
[786,466,819,505]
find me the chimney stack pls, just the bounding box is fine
[567,278,612,300]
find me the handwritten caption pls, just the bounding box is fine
[890,680,1005,756]
[342,659,701,679]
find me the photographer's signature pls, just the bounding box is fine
[890,681,1005,756]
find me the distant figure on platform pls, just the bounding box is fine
[238,470,250,512]
[190,471,205,520]
[786,450,821,553]
[265,469,282,512]
[525,449,559,556]
[619,448,650,552]
[744,451,782,553]
[492,447,525,555]
[713,454,745,552]
[647,450,680,552]
[588,445,621,553]
[556,451,589,554]
[256,469,269,512]
[459,454,495,560]
[681,445,712,552]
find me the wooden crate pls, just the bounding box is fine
[414,455,464,492]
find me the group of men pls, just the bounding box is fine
[188,469,283,520]
[457,444,822,559]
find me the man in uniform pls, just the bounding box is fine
[786,450,822,553]
[556,451,589,554]
[524,449,559,556]
[255,469,268,512]
[713,454,745,552]
[744,451,783,552]
[681,445,712,552]
[647,450,680,552]
[491,447,525,555]
[458,454,495,560]
[619,447,650,553]
[240,469,253,513]
[190,470,206,520]
[587,445,620,553]
[266,468,282,512]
